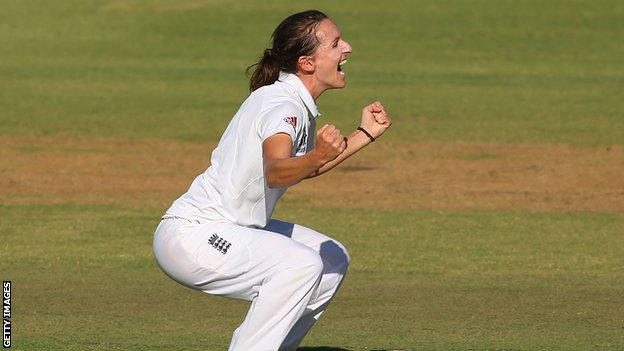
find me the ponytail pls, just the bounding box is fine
[247,49,282,92]
[247,10,328,92]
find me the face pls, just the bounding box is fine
[309,19,352,92]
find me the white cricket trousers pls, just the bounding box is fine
[152,217,350,351]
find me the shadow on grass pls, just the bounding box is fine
[298,349,398,351]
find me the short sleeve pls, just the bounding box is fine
[257,102,302,143]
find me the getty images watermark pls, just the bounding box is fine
[3,281,10,348]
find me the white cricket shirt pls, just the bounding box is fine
[165,72,319,227]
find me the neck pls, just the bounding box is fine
[295,72,325,101]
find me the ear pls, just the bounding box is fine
[297,55,315,74]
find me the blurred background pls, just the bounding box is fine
[1,1,623,350]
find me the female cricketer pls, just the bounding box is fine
[153,10,392,351]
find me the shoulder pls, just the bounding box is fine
[259,82,306,116]
[237,86,301,119]
[265,99,304,118]
[254,88,307,142]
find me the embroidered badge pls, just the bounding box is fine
[283,116,297,130]
[208,233,231,254]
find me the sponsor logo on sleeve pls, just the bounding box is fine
[283,116,297,130]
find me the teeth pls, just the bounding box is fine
[339,59,347,66]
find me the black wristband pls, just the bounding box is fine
[357,126,375,142]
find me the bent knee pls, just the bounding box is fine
[286,247,324,278]
[308,256,325,279]
[301,250,325,277]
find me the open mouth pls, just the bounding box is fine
[337,59,347,72]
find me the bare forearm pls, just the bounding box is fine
[309,128,372,177]
[263,109,389,187]
[265,152,324,188]
[309,100,393,177]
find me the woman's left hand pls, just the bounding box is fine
[360,101,392,139]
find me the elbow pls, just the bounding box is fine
[265,174,281,189]
[266,175,293,189]
[265,168,299,189]
[265,167,285,189]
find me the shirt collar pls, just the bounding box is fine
[278,71,321,118]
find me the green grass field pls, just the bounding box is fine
[1,1,623,350]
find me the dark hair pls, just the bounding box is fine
[247,10,328,92]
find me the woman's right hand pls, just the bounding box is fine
[310,124,347,165]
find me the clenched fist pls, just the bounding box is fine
[360,101,392,139]
[310,124,347,164]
